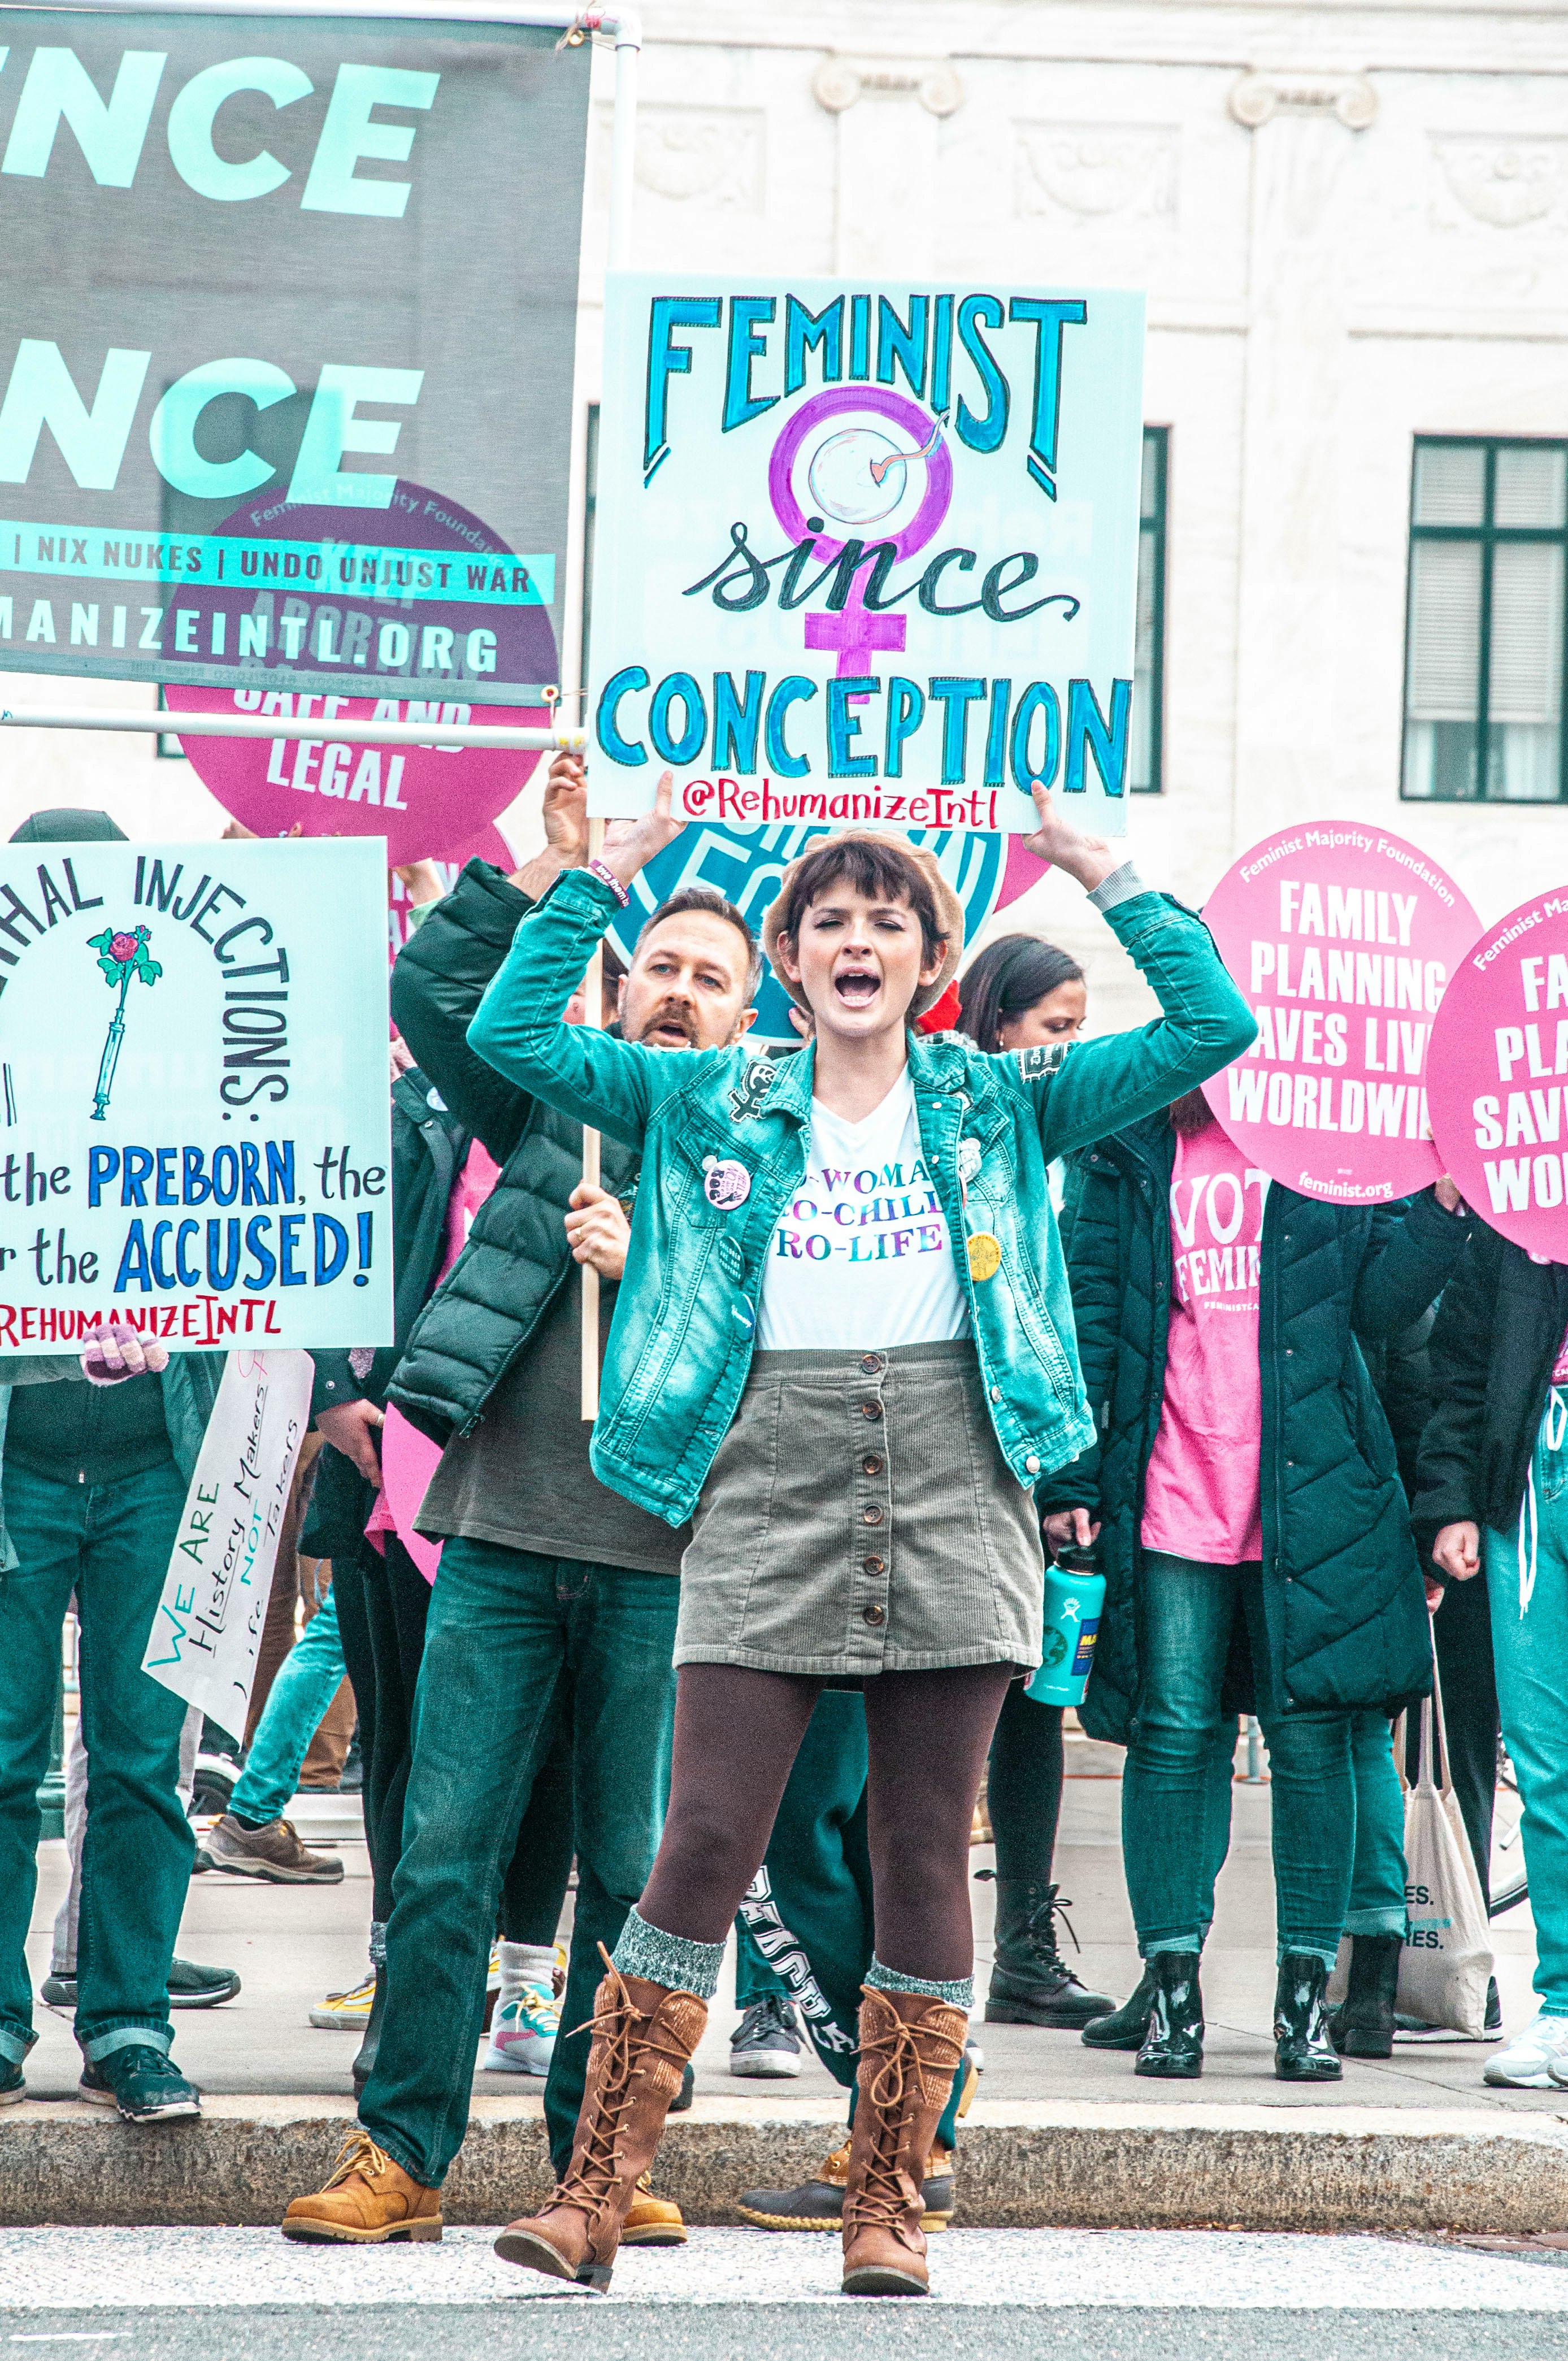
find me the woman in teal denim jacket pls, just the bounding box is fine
[474,779,1254,2301]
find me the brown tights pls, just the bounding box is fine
[636,1661,1015,1985]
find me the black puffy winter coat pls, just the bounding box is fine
[1411,1229,1568,1554]
[1041,1113,1474,1744]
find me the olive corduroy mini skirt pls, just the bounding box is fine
[674,1338,1045,1682]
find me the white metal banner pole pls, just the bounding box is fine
[580,8,639,1420]
[0,706,584,752]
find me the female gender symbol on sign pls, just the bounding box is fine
[767,389,953,680]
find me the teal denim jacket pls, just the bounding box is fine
[468,867,1256,1527]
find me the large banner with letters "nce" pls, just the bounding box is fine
[0,8,587,702]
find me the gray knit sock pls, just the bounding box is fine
[611,1907,724,2000]
[368,1920,387,1969]
[866,1954,974,2011]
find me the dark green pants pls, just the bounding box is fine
[358,1542,677,2188]
[735,1692,965,2151]
[0,1459,191,2066]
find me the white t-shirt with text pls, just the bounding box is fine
[755,1069,971,1352]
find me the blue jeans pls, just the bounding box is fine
[230,1584,346,1824]
[0,1458,191,2064]
[358,1542,678,2185]
[1123,1553,1357,1967]
[1485,1387,1568,2014]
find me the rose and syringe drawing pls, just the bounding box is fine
[86,924,162,1122]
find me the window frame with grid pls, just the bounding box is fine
[1401,435,1568,807]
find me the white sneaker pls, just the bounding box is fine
[482,1941,563,2075]
[1486,2012,1568,2087]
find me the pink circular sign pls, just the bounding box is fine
[164,479,550,863]
[1200,824,1482,1204]
[1428,889,1568,1261]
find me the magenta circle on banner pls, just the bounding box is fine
[767,388,953,564]
[164,479,551,864]
[1428,889,1568,1261]
[1200,824,1482,1204]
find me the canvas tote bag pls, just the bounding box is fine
[1326,1655,1493,2037]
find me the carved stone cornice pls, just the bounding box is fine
[812,55,963,118]
[1229,71,1378,133]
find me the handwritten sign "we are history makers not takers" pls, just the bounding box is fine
[0,836,391,1352]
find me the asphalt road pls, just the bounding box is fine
[10,2227,1568,2361]
[11,2306,1568,2361]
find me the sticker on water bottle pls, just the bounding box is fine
[1071,1616,1100,1677]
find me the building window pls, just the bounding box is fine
[1402,436,1567,804]
[1131,427,1167,793]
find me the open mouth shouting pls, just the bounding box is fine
[833,964,883,1011]
[642,1001,700,1047]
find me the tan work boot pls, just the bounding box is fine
[621,2170,688,2246]
[281,2132,442,2243]
[493,1948,707,2289]
[841,1986,967,2297]
[202,1813,344,1885]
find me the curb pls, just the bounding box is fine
[7,2097,1568,2232]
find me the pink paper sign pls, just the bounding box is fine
[163,479,551,863]
[1427,889,1568,1261]
[167,682,548,866]
[381,1403,443,1586]
[1200,824,1482,1204]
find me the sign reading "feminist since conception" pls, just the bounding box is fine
[587,274,1145,834]
[0,837,390,1351]
[1202,824,1482,1203]
[0,15,587,702]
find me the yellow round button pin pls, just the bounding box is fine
[967,1231,1002,1283]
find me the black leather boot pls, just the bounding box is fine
[351,1962,387,2094]
[1327,1934,1401,2060]
[983,1877,1115,2028]
[1274,1951,1343,2081]
[1081,1962,1155,2051]
[1133,1954,1204,2078]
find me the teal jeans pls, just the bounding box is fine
[358,1542,678,2186]
[229,1583,345,1825]
[1484,1388,1568,2014]
[1344,1712,1409,1938]
[0,1457,192,2065]
[1123,1554,1357,1968]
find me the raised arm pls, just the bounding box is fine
[466,771,692,1150]
[391,761,589,1162]
[992,793,1254,1161]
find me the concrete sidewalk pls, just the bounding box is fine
[10,1737,1559,2230]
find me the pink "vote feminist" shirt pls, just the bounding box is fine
[1140,1122,1271,1566]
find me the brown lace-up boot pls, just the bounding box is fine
[493,1948,707,2290]
[841,1985,967,2297]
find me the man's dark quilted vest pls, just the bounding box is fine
[388,1098,637,1446]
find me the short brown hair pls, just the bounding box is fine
[774,838,943,964]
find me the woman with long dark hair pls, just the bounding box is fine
[954,935,1113,2032]
[440,782,1252,2298]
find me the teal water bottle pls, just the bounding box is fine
[1026,1543,1106,1708]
